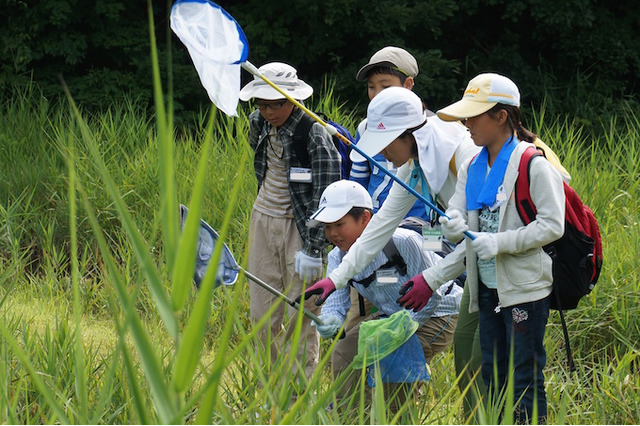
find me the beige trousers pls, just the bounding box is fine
[248,209,320,380]
[344,287,375,331]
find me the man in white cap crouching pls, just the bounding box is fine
[302,179,461,411]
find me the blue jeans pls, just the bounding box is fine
[478,283,550,424]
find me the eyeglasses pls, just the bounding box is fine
[255,100,288,111]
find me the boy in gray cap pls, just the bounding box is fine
[239,62,341,380]
[352,47,486,420]
[351,46,426,219]
[346,47,430,330]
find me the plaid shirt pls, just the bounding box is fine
[248,107,341,257]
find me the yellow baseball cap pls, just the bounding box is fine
[437,73,520,121]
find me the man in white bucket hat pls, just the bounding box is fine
[240,62,341,381]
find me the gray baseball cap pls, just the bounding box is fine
[356,46,419,82]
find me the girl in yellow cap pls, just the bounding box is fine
[436,73,566,424]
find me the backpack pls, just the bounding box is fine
[258,112,354,179]
[293,112,354,179]
[515,145,603,371]
[516,146,603,310]
[348,238,409,316]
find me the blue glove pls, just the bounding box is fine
[294,251,323,282]
[314,315,343,339]
[470,232,499,260]
[439,210,468,242]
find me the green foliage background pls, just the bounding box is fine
[2,0,639,131]
[1,80,639,424]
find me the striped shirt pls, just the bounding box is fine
[322,227,461,326]
[254,127,294,217]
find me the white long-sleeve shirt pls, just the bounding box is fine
[328,117,480,289]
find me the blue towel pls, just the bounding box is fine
[408,160,435,220]
[466,136,517,210]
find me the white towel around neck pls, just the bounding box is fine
[413,117,469,194]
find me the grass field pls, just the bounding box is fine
[1,61,639,423]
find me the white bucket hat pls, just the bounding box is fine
[350,87,424,163]
[309,180,373,225]
[437,73,521,121]
[239,62,313,101]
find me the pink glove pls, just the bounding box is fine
[295,278,336,306]
[397,273,434,312]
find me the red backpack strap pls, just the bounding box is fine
[515,146,542,225]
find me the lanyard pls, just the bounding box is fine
[408,160,438,224]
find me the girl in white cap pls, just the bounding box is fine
[239,62,341,380]
[436,73,565,423]
[296,85,481,405]
[298,86,478,310]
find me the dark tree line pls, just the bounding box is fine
[2,0,638,131]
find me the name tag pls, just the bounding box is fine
[290,167,312,183]
[490,185,507,212]
[376,269,398,285]
[423,224,443,252]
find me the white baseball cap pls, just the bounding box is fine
[309,180,373,225]
[356,46,419,82]
[350,87,424,163]
[437,73,521,121]
[239,62,313,101]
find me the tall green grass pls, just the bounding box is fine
[1,16,639,426]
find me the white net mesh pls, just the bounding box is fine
[170,0,249,116]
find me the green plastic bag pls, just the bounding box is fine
[352,310,419,368]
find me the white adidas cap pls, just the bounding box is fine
[309,180,373,225]
[350,87,424,163]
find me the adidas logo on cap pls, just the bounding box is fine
[377,122,386,130]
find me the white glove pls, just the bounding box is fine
[439,210,468,242]
[294,251,323,282]
[470,232,499,260]
[314,315,343,339]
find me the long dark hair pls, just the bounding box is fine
[486,104,537,143]
[397,119,427,157]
